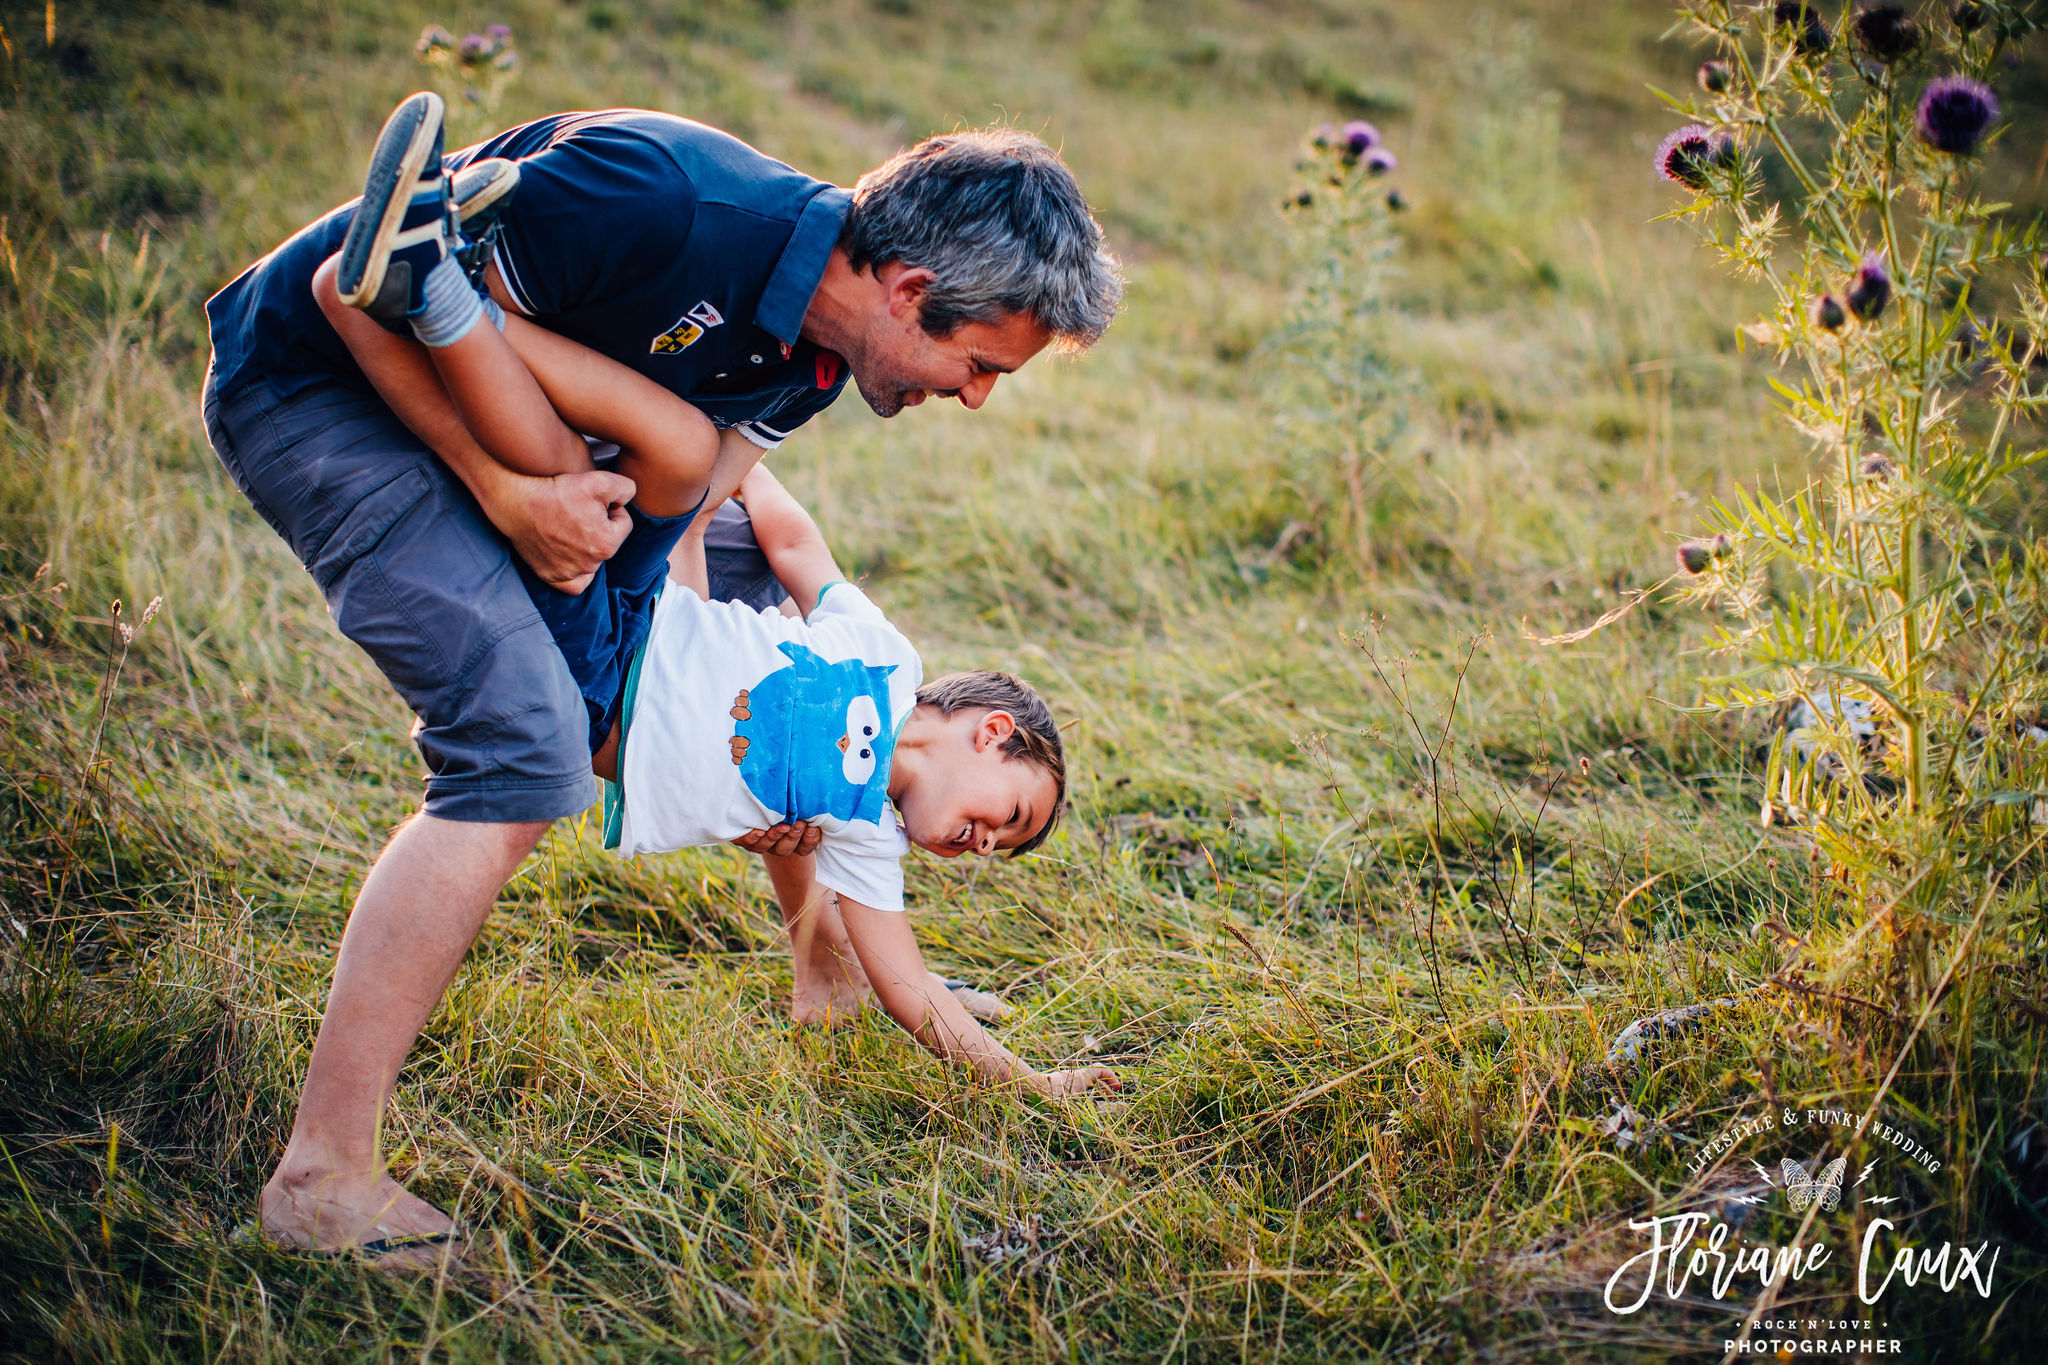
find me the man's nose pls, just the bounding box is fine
[956,372,999,410]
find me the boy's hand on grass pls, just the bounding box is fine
[732,822,822,856]
[1027,1066,1121,1098]
[510,469,637,593]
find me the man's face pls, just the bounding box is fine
[843,264,1053,418]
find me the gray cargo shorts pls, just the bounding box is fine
[201,365,597,823]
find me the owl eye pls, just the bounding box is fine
[842,695,882,785]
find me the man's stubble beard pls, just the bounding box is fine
[855,373,908,418]
[837,330,913,418]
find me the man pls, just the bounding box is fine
[201,103,1121,1260]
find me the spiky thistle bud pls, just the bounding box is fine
[1858,453,1898,481]
[1774,2,1833,56]
[1952,2,1988,33]
[1386,188,1408,211]
[1853,5,1919,63]
[1809,292,1848,331]
[1675,534,1732,576]
[1847,253,1891,321]
[1654,125,1733,191]
[1362,147,1397,175]
[1698,60,1733,93]
[1917,76,1999,154]
[1311,122,1338,149]
[1341,121,1380,158]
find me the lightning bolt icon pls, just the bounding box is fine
[1750,1158,1775,1184]
[1856,1160,1878,1186]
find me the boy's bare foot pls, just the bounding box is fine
[258,1165,467,1271]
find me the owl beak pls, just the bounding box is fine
[837,735,849,753]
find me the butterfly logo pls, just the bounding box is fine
[1781,1155,1846,1213]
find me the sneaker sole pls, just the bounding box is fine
[452,158,520,227]
[336,92,445,309]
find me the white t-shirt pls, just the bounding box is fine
[614,581,923,911]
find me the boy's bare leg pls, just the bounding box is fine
[314,254,590,481]
[260,813,547,1264]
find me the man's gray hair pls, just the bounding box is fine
[842,129,1123,352]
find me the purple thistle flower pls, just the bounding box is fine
[1853,5,1919,63]
[1848,253,1891,321]
[1917,76,1999,154]
[416,23,455,54]
[1774,2,1833,56]
[1363,147,1397,175]
[459,32,491,61]
[1698,60,1733,94]
[1342,120,1379,157]
[485,22,513,44]
[1858,453,1898,481]
[1654,125,1731,191]
[1810,292,1848,331]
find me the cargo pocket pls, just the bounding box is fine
[316,468,457,707]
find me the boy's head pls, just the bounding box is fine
[894,671,1066,859]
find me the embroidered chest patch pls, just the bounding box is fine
[650,300,724,355]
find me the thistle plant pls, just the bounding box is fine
[414,21,523,137]
[1275,120,1409,569]
[1656,2,2048,918]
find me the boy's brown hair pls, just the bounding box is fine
[914,670,1066,856]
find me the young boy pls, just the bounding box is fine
[319,93,1117,1098]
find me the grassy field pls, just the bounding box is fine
[3,0,2047,1359]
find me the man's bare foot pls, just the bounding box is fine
[259,1164,466,1271]
[791,966,871,1025]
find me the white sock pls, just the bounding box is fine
[408,256,484,348]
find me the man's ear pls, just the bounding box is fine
[882,262,934,325]
[975,710,1017,749]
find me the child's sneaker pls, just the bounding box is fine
[336,91,456,320]
[449,157,520,292]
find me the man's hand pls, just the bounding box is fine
[500,469,637,593]
[1025,1066,1122,1098]
[732,822,822,857]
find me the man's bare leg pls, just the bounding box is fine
[759,851,1007,1024]
[259,812,548,1263]
[762,851,872,1025]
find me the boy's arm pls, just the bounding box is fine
[837,895,1119,1096]
[732,463,842,616]
[665,426,772,596]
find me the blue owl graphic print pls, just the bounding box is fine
[729,642,899,824]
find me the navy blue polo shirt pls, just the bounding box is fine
[204,110,852,450]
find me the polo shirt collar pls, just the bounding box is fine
[755,186,852,348]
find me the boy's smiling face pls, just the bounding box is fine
[892,709,1058,858]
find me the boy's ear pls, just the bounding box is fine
[974,709,1017,749]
